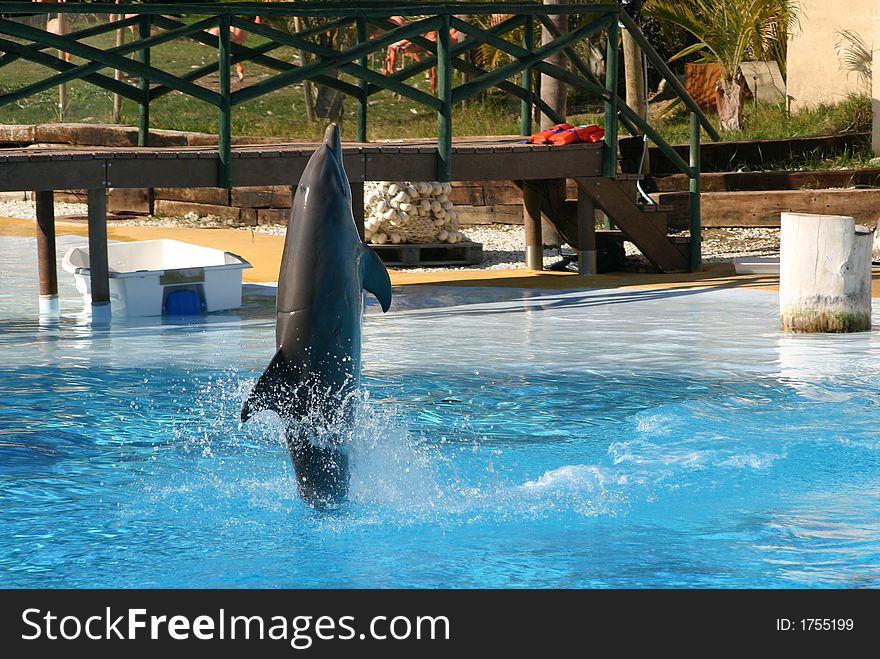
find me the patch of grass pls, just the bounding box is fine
[733,141,875,172]
[0,16,523,141]
[651,93,873,145]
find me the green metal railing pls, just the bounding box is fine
[0,2,717,268]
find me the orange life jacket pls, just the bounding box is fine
[547,124,605,145]
[524,123,574,144]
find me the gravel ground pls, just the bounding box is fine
[0,200,780,271]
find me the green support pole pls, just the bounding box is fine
[603,18,619,179]
[436,13,452,182]
[602,17,619,230]
[520,15,534,137]
[137,15,150,147]
[356,17,368,143]
[217,15,232,188]
[689,111,702,272]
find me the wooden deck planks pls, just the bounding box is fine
[0,138,603,191]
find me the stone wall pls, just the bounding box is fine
[99,181,532,227]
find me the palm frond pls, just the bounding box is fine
[643,0,797,79]
[835,29,871,89]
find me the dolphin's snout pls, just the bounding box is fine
[323,123,342,158]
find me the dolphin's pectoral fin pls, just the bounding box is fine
[362,245,392,312]
[241,348,300,422]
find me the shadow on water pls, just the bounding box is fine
[384,285,726,320]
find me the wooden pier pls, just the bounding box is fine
[0,2,715,315]
[0,136,695,309]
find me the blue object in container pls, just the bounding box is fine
[165,290,202,315]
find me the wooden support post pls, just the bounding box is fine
[576,181,597,275]
[522,180,543,270]
[780,212,873,332]
[350,181,365,241]
[35,190,59,314]
[87,188,111,314]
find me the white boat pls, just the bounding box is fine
[62,239,252,316]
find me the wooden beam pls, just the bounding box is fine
[35,190,59,313]
[576,181,597,275]
[658,188,880,227]
[522,180,543,270]
[87,188,111,311]
[652,169,880,193]
[0,142,605,192]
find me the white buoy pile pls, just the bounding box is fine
[363,181,465,245]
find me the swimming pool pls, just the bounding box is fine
[2,234,880,588]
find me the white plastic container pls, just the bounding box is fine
[62,239,252,316]
[732,256,780,275]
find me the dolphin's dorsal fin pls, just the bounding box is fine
[241,348,300,422]
[362,245,392,312]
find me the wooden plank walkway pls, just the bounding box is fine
[0,137,603,191]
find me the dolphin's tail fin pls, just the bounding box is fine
[362,245,392,312]
[241,348,299,422]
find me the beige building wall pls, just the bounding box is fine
[874,3,880,152]
[787,0,873,111]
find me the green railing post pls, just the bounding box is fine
[356,17,368,143]
[217,14,232,188]
[603,16,619,179]
[137,14,151,147]
[436,13,452,182]
[520,15,534,137]
[689,111,702,272]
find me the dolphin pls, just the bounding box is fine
[241,123,392,508]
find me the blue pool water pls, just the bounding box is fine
[2,234,880,588]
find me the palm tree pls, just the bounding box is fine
[643,0,797,131]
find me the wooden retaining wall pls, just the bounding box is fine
[657,188,880,228]
[148,180,579,226]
